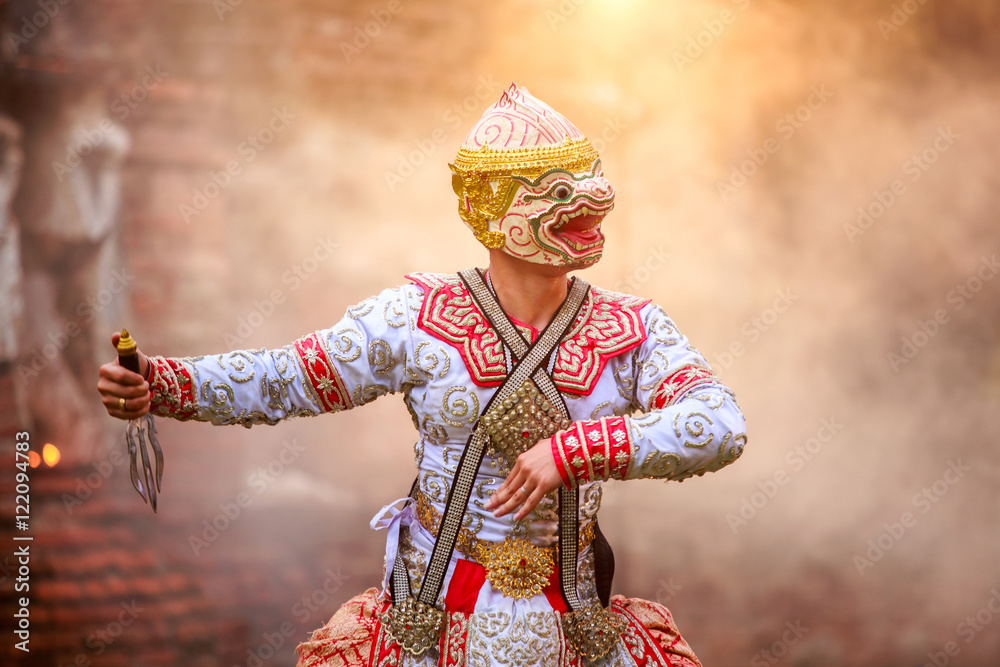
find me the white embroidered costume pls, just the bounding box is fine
[146,272,745,666]
[144,85,747,667]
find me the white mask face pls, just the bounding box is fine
[491,161,614,268]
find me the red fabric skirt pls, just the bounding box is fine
[294,587,701,667]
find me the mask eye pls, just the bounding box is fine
[552,185,572,200]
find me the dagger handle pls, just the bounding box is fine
[117,329,142,375]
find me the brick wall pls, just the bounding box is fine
[0,2,479,665]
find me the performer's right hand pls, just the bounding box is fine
[97,332,151,420]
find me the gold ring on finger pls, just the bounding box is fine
[119,397,126,411]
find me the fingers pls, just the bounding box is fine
[513,485,546,522]
[100,389,150,411]
[103,399,149,420]
[491,482,544,521]
[99,361,145,385]
[487,466,545,520]
[485,459,521,511]
[488,474,528,518]
[486,440,565,520]
[97,371,151,421]
[99,332,152,421]
[97,375,150,399]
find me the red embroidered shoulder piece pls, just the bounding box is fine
[406,273,649,396]
[556,285,650,394]
[407,272,508,386]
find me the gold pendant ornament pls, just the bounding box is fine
[561,603,627,661]
[381,596,447,655]
[480,379,572,472]
[476,535,555,600]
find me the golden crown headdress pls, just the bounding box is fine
[450,84,600,249]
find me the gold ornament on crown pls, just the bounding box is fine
[449,136,600,249]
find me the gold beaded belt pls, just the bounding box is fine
[414,490,595,600]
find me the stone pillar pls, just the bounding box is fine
[0,115,27,435]
[16,81,130,462]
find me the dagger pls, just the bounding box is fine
[116,329,164,513]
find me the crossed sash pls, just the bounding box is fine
[383,268,623,660]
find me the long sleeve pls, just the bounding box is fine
[146,284,423,428]
[551,304,747,486]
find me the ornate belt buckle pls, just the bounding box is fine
[381,596,446,655]
[476,535,554,600]
[561,603,626,661]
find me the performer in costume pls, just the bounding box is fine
[98,84,747,667]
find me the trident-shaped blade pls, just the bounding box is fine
[126,413,164,513]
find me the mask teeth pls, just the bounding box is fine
[556,207,601,230]
[565,237,604,252]
[552,196,613,229]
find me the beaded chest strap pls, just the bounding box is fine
[383,269,590,655]
[462,268,626,660]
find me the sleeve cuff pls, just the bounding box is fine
[551,436,574,488]
[551,416,633,487]
[147,356,199,420]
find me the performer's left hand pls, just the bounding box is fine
[486,438,563,521]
